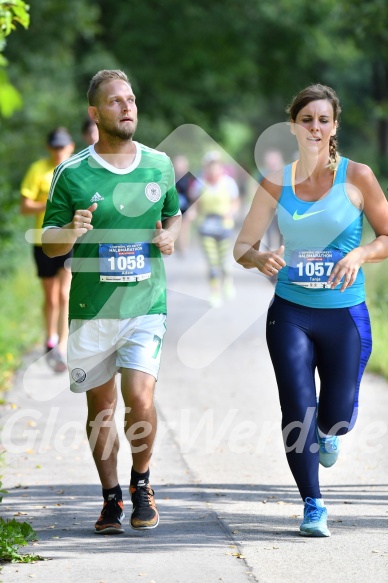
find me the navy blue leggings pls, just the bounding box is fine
[266,295,372,500]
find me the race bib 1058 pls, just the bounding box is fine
[288,249,343,288]
[99,242,151,282]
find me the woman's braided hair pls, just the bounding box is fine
[286,84,342,172]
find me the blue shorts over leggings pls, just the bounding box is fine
[266,295,372,500]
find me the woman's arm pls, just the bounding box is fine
[328,162,388,290]
[233,174,286,277]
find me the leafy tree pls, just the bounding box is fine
[333,0,388,173]
[0,0,29,117]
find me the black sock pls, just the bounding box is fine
[131,468,150,486]
[102,484,122,502]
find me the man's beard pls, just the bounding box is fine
[102,119,138,141]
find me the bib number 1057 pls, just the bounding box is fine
[296,260,334,278]
[288,249,343,288]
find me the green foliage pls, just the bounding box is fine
[0,256,42,395]
[0,1,29,41]
[364,261,388,378]
[0,482,7,504]
[0,479,43,563]
[0,518,39,563]
[0,68,22,115]
[0,1,29,117]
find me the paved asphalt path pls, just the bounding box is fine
[1,242,387,583]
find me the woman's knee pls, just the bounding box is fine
[318,417,352,436]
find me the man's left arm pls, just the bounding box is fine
[153,215,182,255]
[152,159,182,255]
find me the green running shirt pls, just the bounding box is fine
[42,143,180,320]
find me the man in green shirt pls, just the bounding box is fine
[42,69,181,534]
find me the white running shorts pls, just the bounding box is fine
[68,314,167,393]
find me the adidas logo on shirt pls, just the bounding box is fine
[90,192,104,203]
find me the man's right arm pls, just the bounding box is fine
[42,225,78,258]
[42,202,98,257]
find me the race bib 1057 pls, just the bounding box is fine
[288,249,343,288]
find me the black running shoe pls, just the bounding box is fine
[95,497,125,534]
[129,480,159,530]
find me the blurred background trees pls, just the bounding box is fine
[3,0,388,162]
[1,0,388,264]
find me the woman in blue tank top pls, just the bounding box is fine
[234,84,388,537]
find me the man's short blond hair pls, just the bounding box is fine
[87,70,130,105]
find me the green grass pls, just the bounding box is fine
[0,478,43,564]
[0,259,42,397]
[364,261,388,379]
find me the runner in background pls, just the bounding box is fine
[81,117,99,146]
[234,84,388,537]
[194,151,240,307]
[173,155,197,256]
[20,127,75,372]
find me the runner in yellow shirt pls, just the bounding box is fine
[195,152,240,307]
[20,127,75,372]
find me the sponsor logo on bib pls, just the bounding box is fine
[145,182,162,202]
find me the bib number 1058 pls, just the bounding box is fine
[99,242,151,282]
[108,255,145,271]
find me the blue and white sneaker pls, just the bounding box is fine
[300,497,331,537]
[318,433,340,468]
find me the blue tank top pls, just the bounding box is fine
[276,157,365,308]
